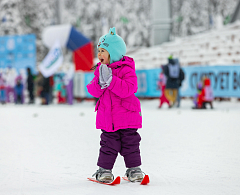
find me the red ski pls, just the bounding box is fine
[87,176,121,185]
[122,175,150,185]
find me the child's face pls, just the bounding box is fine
[98,47,110,64]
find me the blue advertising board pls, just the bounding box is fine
[0,34,36,73]
[181,65,240,97]
[135,69,161,97]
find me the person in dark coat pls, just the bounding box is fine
[27,67,35,104]
[163,56,181,107]
[42,76,50,105]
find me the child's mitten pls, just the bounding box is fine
[99,64,112,89]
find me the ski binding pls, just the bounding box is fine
[122,175,150,185]
[87,176,121,185]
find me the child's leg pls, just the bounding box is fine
[162,88,170,106]
[97,130,121,170]
[159,99,163,108]
[119,128,141,168]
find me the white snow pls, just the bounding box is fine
[0,99,240,195]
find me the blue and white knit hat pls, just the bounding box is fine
[97,27,126,64]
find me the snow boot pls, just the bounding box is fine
[125,166,144,182]
[92,167,114,183]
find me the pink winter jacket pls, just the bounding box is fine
[87,56,142,132]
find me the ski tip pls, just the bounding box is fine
[113,176,121,185]
[140,175,150,185]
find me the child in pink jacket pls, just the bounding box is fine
[87,27,144,183]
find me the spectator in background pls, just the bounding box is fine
[36,73,50,105]
[20,69,27,104]
[15,76,24,104]
[63,65,74,105]
[42,76,50,105]
[55,75,66,104]
[193,81,203,109]
[175,58,185,108]
[27,67,35,104]
[36,72,44,102]
[201,77,214,109]
[192,77,214,109]
[158,65,170,108]
[49,75,54,104]
[5,67,17,103]
[163,56,181,108]
[0,73,6,104]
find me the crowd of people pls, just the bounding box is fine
[0,67,74,105]
[157,56,214,109]
[0,59,215,109]
[0,67,28,105]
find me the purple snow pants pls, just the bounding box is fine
[97,128,141,170]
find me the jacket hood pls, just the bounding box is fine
[109,56,135,70]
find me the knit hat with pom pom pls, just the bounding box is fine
[97,27,126,64]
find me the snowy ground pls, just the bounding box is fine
[0,99,240,195]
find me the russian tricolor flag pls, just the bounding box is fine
[42,24,94,71]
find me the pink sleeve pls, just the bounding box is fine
[86,65,106,98]
[108,67,138,98]
[87,76,106,98]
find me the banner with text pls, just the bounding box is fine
[181,65,240,97]
[39,41,63,78]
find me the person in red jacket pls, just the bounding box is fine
[158,66,170,108]
[201,77,214,109]
[193,77,214,109]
